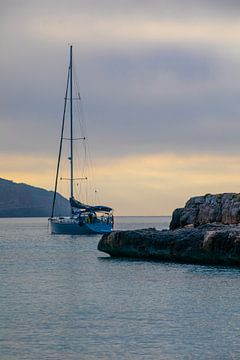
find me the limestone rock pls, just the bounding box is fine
[98,193,240,266]
[170,193,240,230]
[98,224,240,266]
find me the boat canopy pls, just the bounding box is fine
[70,197,112,213]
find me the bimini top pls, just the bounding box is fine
[70,197,113,213]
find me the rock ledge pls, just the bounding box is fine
[98,193,240,266]
[170,193,240,230]
[98,224,240,265]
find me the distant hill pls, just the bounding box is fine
[0,178,70,217]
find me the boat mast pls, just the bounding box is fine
[70,45,74,199]
[51,64,70,218]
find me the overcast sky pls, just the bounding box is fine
[1,1,240,215]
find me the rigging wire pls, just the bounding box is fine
[53,52,105,211]
[51,67,69,217]
[72,59,99,205]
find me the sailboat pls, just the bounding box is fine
[49,46,114,234]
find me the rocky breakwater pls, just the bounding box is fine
[98,194,240,266]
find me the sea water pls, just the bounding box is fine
[0,217,240,360]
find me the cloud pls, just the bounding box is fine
[12,12,240,47]
[1,43,240,159]
[1,152,240,215]
[3,1,240,25]
[0,153,56,189]
[3,1,240,51]
[92,152,240,214]
[2,1,240,214]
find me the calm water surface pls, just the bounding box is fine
[1,217,240,360]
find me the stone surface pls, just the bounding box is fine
[170,193,240,230]
[98,193,240,266]
[98,224,240,266]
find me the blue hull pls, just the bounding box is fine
[49,219,112,235]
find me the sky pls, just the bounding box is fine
[1,0,240,215]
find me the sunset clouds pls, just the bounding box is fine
[2,152,240,215]
[1,1,240,214]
